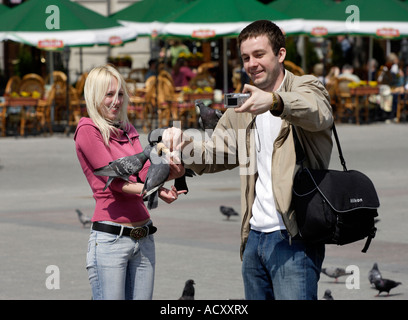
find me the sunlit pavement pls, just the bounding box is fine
[0,122,407,300]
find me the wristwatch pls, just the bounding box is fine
[270,92,278,112]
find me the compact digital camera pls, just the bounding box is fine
[224,93,250,108]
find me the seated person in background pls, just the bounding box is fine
[171,58,196,88]
[144,58,158,81]
[338,64,360,82]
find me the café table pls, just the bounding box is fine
[349,86,379,125]
[4,97,39,136]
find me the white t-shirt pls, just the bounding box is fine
[250,77,286,233]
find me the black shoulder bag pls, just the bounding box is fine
[292,124,379,253]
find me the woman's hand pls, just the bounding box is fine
[158,185,187,204]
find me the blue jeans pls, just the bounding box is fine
[242,229,325,300]
[86,221,155,300]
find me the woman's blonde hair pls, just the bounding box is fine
[84,64,130,146]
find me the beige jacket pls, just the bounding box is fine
[185,70,334,258]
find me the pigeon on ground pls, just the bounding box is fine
[195,100,223,131]
[321,289,334,300]
[179,279,195,300]
[94,143,154,191]
[142,143,171,209]
[321,267,353,283]
[220,206,239,220]
[76,209,92,228]
[368,263,382,286]
[374,278,402,296]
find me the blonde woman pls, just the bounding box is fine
[74,65,185,300]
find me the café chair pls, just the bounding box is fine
[127,68,147,83]
[396,90,408,123]
[144,71,176,130]
[0,99,6,137]
[19,74,45,98]
[333,76,355,123]
[284,61,305,76]
[4,76,21,96]
[44,71,67,84]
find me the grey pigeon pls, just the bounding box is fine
[76,209,92,228]
[195,100,223,131]
[179,279,195,300]
[321,289,334,300]
[94,144,154,191]
[174,168,196,194]
[149,126,195,195]
[368,263,382,286]
[374,278,402,296]
[220,205,239,220]
[142,143,171,209]
[148,127,168,145]
[321,267,353,283]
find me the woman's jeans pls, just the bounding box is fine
[86,221,155,300]
[242,229,325,300]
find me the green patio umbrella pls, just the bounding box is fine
[269,0,408,38]
[159,0,295,39]
[0,3,9,14]
[0,0,138,48]
[111,0,193,37]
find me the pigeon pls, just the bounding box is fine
[368,263,382,286]
[149,126,196,195]
[148,126,168,145]
[195,100,223,131]
[321,267,353,283]
[94,143,154,191]
[179,279,195,300]
[321,289,334,300]
[220,205,239,220]
[174,168,196,194]
[142,143,171,209]
[374,278,402,296]
[76,209,92,228]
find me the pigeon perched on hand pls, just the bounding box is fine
[148,127,168,145]
[94,144,154,191]
[321,289,334,300]
[374,278,402,296]
[179,279,195,300]
[368,263,382,286]
[321,267,353,283]
[220,206,239,220]
[76,209,92,228]
[142,143,171,209]
[195,100,223,131]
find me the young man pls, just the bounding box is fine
[164,20,334,299]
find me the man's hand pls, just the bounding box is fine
[162,127,192,152]
[234,84,281,115]
[167,160,185,180]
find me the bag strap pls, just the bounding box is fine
[292,123,348,171]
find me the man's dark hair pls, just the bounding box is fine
[238,20,285,56]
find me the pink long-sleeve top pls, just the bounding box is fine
[74,117,150,223]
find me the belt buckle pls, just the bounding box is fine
[130,226,147,240]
